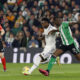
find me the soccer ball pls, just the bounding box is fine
[22,66,30,74]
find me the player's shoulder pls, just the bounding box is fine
[48,24,57,30]
[62,21,69,27]
[48,24,54,27]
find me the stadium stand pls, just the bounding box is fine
[0,0,80,48]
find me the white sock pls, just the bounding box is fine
[29,55,42,74]
[29,64,37,74]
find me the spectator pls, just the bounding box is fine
[7,0,16,11]
[0,0,80,48]
[16,15,24,25]
[13,3,19,12]
[27,36,39,48]
[17,0,23,5]
[7,12,15,22]
[6,33,14,47]
[12,35,20,47]
[7,11,15,28]
[11,22,22,36]
[5,26,10,42]
[25,31,31,47]
[22,25,29,35]
[12,31,26,48]
[38,0,45,8]
[3,3,9,14]
[20,1,27,11]
[16,31,26,47]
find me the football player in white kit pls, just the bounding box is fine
[22,18,59,75]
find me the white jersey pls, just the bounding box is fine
[41,24,57,59]
[43,24,57,48]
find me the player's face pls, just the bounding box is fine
[41,21,49,28]
[54,18,62,27]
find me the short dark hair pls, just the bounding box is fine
[42,18,50,23]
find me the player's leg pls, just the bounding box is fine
[0,41,6,72]
[71,40,80,60]
[28,54,42,74]
[23,46,54,75]
[75,54,80,60]
[39,49,64,76]
[23,54,42,75]
[23,49,51,75]
[0,53,6,71]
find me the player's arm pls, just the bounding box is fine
[37,29,45,40]
[69,21,80,26]
[48,29,59,35]
[69,14,80,26]
[38,35,45,40]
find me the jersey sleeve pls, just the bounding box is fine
[48,26,57,32]
[47,26,57,34]
[62,21,69,28]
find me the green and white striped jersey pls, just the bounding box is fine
[59,22,74,45]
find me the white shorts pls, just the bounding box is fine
[40,46,56,59]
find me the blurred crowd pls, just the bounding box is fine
[0,0,80,48]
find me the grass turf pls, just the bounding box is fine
[0,63,80,80]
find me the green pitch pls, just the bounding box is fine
[0,63,80,80]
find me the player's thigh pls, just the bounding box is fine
[74,53,80,60]
[0,47,4,58]
[53,49,64,57]
[0,53,3,58]
[40,51,51,59]
[40,48,54,59]
[53,44,66,57]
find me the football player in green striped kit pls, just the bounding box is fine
[39,16,80,76]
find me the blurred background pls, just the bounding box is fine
[0,0,80,63]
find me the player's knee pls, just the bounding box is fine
[39,54,46,62]
[77,56,80,61]
[75,53,80,61]
[0,53,3,58]
[77,57,80,61]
